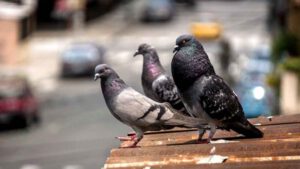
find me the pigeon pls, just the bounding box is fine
[171,35,263,142]
[133,43,190,116]
[94,64,206,147]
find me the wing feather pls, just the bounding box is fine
[197,75,244,122]
[152,75,188,114]
[114,88,174,126]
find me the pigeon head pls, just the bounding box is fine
[94,64,116,81]
[134,43,153,57]
[173,34,201,53]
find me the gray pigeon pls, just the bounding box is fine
[171,35,263,142]
[134,44,190,116]
[94,64,206,147]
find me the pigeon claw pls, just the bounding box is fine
[196,139,210,144]
[115,135,136,141]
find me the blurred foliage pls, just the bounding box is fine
[270,31,300,97]
[271,32,300,64]
[266,73,281,89]
[281,57,300,75]
[266,70,281,98]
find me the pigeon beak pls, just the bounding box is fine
[173,45,179,53]
[133,50,140,57]
[94,73,101,81]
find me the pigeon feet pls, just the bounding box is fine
[119,137,142,148]
[120,142,140,148]
[196,139,210,144]
[115,135,136,141]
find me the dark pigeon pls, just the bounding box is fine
[134,43,190,116]
[94,64,206,147]
[171,35,263,142]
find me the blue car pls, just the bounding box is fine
[141,0,175,22]
[60,42,105,77]
[235,47,276,118]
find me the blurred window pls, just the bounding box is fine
[0,80,24,98]
[2,0,22,5]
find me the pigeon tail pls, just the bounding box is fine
[165,113,207,129]
[227,120,263,138]
[163,103,207,129]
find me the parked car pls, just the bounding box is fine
[191,14,222,40]
[191,22,222,40]
[175,0,196,7]
[60,42,105,77]
[0,75,40,128]
[141,0,175,22]
[236,73,275,118]
[235,46,276,118]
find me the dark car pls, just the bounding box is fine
[60,42,105,77]
[0,75,40,128]
[141,0,175,22]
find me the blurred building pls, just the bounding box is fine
[36,0,120,29]
[0,0,36,65]
[0,0,120,65]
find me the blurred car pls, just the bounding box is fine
[60,42,105,77]
[175,0,196,7]
[0,75,40,128]
[141,0,175,22]
[191,14,222,40]
[191,22,222,40]
[235,46,276,118]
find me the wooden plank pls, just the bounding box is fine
[104,115,300,169]
[151,160,300,169]
[249,114,300,126]
[110,138,300,158]
[104,156,300,168]
[120,123,300,147]
[144,114,300,135]
[104,160,300,169]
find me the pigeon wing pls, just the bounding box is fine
[113,88,174,126]
[152,75,188,114]
[196,75,244,123]
[196,75,263,137]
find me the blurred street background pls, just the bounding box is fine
[0,0,299,168]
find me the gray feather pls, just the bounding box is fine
[136,43,190,116]
[95,64,207,144]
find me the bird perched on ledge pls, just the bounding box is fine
[171,35,263,142]
[134,43,190,116]
[94,64,206,147]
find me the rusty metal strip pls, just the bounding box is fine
[104,155,300,168]
[149,160,300,169]
[119,123,300,147]
[249,114,300,126]
[144,114,300,135]
[110,138,300,158]
[106,151,300,165]
[105,115,300,168]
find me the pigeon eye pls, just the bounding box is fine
[182,40,186,44]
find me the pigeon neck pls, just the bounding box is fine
[143,50,160,65]
[172,46,215,91]
[101,73,128,101]
[142,51,164,78]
